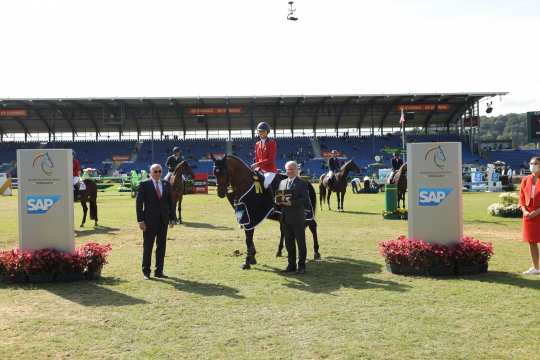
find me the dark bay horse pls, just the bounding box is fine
[389,163,407,208]
[79,179,98,227]
[212,155,320,269]
[169,160,195,224]
[319,160,361,211]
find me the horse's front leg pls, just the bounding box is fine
[80,201,88,228]
[276,223,284,257]
[327,190,332,210]
[241,228,257,269]
[336,191,341,211]
[340,191,345,211]
[177,195,183,224]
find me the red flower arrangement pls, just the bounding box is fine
[379,235,493,276]
[0,242,112,283]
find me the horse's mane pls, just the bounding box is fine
[340,159,353,172]
[224,154,251,171]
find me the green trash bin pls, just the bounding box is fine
[385,184,398,212]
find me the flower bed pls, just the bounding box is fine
[379,236,493,276]
[382,208,408,220]
[0,243,112,283]
[488,192,522,218]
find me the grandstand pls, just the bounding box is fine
[0,93,509,177]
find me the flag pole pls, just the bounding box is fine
[400,107,406,162]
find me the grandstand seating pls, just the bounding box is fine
[0,134,492,178]
[486,149,540,171]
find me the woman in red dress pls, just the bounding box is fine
[251,122,278,189]
[519,156,540,274]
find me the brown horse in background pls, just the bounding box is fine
[319,160,361,211]
[169,160,195,224]
[79,179,98,227]
[389,163,407,208]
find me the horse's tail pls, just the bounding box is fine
[307,182,317,216]
[90,200,97,220]
[319,182,326,209]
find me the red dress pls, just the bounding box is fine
[73,159,81,177]
[519,174,540,243]
[254,139,277,173]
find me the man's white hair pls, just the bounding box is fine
[285,160,299,169]
[150,163,162,172]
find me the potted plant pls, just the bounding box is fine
[454,237,493,275]
[79,243,112,280]
[56,252,85,282]
[23,249,61,283]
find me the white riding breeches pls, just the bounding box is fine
[263,172,276,189]
[164,171,173,182]
[73,176,86,190]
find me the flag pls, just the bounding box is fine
[399,108,405,125]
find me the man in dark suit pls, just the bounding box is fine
[136,164,174,280]
[275,161,309,274]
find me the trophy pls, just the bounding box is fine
[275,189,292,206]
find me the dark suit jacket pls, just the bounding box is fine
[136,179,174,229]
[392,158,403,171]
[278,177,309,225]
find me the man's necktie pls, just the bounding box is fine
[155,181,161,199]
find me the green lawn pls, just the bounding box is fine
[0,188,538,359]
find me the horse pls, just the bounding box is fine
[319,160,361,211]
[389,163,407,209]
[212,155,320,269]
[78,179,98,227]
[169,160,195,225]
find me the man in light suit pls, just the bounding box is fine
[275,161,309,274]
[136,164,174,280]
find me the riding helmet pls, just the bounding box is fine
[256,122,271,133]
[173,146,181,153]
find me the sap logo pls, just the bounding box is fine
[418,188,452,206]
[26,195,61,214]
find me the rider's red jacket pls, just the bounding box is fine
[254,138,277,173]
[73,159,81,176]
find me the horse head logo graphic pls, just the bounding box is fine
[424,145,447,170]
[32,152,55,176]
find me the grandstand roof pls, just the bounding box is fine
[0,93,507,135]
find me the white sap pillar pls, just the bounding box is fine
[17,149,74,253]
[407,142,463,245]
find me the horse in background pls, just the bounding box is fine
[389,163,407,209]
[212,155,320,269]
[169,160,195,224]
[78,179,98,227]
[319,160,361,211]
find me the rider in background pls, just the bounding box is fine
[251,122,278,191]
[165,146,183,182]
[388,152,403,183]
[327,150,341,185]
[72,150,86,199]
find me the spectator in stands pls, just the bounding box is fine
[519,156,540,274]
[251,122,279,191]
[327,150,342,185]
[164,147,183,182]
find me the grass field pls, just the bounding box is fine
[0,187,539,359]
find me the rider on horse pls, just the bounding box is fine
[72,150,86,200]
[326,150,342,186]
[250,122,280,196]
[388,152,403,184]
[164,146,183,182]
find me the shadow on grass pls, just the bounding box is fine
[257,256,410,294]
[460,271,540,289]
[464,219,509,226]
[181,221,233,231]
[75,225,120,237]
[0,277,148,307]
[154,276,244,299]
[340,211,379,215]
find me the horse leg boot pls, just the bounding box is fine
[241,229,257,269]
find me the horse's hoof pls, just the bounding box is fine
[80,224,84,228]
[248,257,257,265]
[314,252,321,260]
[241,263,251,270]
[178,220,183,225]
[276,251,283,258]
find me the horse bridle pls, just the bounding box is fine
[213,156,232,193]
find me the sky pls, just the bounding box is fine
[0,0,539,116]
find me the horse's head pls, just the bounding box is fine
[344,160,361,174]
[175,160,195,179]
[211,154,229,198]
[33,152,54,176]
